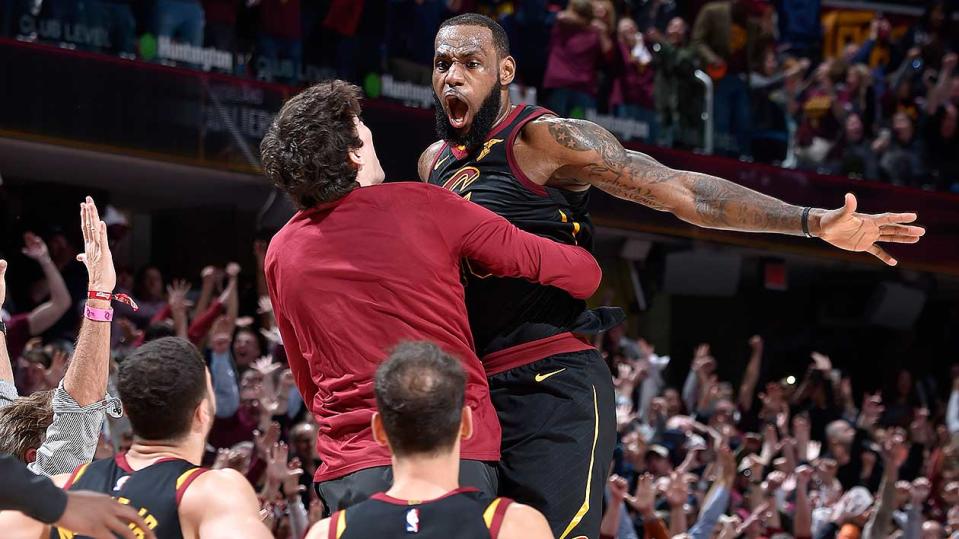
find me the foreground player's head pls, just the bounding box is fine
[433,13,515,149]
[372,342,472,458]
[119,337,215,444]
[260,80,385,210]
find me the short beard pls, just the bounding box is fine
[433,81,503,150]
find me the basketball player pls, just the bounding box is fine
[0,337,272,539]
[307,342,551,539]
[260,81,601,513]
[421,14,924,538]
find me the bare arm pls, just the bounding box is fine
[21,233,72,336]
[738,336,763,412]
[183,469,272,539]
[417,140,446,181]
[193,266,217,320]
[0,260,12,384]
[499,503,553,539]
[524,117,923,266]
[66,198,115,406]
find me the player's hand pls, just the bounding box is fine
[58,490,156,539]
[817,193,924,266]
[77,197,117,292]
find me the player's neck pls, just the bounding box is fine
[492,96,514,128]
[386,451,461,501]
[125,436,204,467]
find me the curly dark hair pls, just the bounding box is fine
[260,80,364,209]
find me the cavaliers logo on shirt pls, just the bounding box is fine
[405,508,420,533]
[442,166,481,195]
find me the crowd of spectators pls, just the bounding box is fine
[5,0,957,190]
[596,328,959,539]
[0,197,956,539]
[0,220,321,536]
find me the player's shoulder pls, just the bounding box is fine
[418,139,447,181]
[497,501,552,539]
[181,468,257,508]
[305,516,331,539]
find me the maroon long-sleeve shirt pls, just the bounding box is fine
[265,182,601,482]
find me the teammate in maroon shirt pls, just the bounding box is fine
[421,13,924,538]
[259,81,602,513]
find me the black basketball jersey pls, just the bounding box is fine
[427,105,598,356]
[50,453,209,539]
[328,487,513,539]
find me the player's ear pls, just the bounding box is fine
[371,412,391,449]
[460,406,474,441]
[25,447,37,464]
[499,55,516,86]
[348,146,363,168]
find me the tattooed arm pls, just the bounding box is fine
[518,117,924,265]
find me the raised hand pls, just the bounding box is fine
[810,352,833,372]
[44,349,69,388]
[21,232,50,261]
[911,477,931,507]
[254,422,281,459]
[253,356,283,377]
[226,262,241,279]
[627,473,656,516]
[817,193,924,266]
[664,471,688,508]
[167,279,192,312]
[78,197,116,291]
[0,259,6,306]
[607,474,629,503]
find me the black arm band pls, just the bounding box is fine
[801,207,812,238]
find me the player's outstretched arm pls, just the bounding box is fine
[498,503,554,539]
[524,117,925,266]
[181,469,272,539]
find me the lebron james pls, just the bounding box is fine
[420,13,924,539]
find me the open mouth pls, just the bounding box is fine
[445,94,470,130]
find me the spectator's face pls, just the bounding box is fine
[942,481,959,506]
[763,50,777,76]
[292,425,317,460]
[846,68,862,90]
[941,105,957,138]
[618,18,638,47]
[592,0,609,21]
[663,388,682,416]
[845,114,864,142]
[922,520,944,539]
[142,268,163,300]
[647,453,671,476]
[666,17,686,46]
[433,25,514,148]
[233,332,261,367]
[893,113,914,143]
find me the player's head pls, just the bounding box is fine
[260,80,385,210]
[118,337,216,443]
[433,13,515,150]
[0,389,54,463]
[372,342,471,459]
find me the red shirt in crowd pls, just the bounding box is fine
[543,19,608,96]
[265,182,601,482]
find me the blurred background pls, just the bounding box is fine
[0,0,956,397]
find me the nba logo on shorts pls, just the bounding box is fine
[405,508,420,533]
